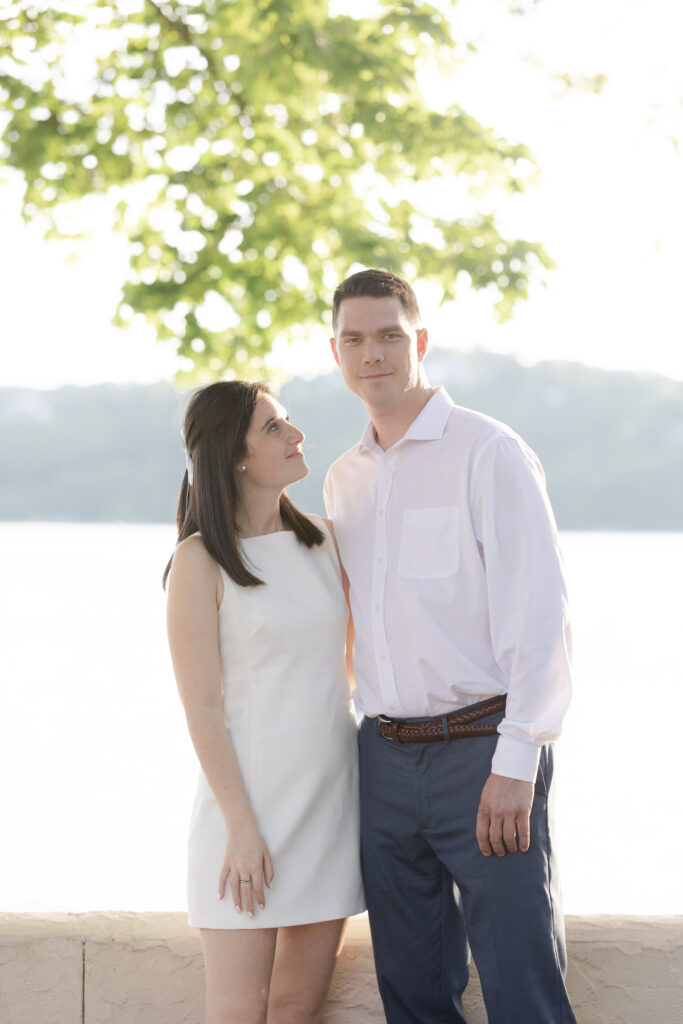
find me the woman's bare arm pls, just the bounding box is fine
[166,536,273,915]
[323,518,355,691]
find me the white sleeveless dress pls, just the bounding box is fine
[186,518,365,928]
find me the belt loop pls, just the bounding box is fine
[441,714,450,740]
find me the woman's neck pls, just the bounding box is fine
[236,492,284,538]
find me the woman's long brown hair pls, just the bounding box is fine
[162,381,324,589]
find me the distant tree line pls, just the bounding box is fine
[1,350,682,530]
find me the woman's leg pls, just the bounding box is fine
[200,927,278,1024]
[267,919,347,1024]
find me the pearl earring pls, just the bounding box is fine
[239,465,247,472]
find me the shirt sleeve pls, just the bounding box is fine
[323,467,334,519]
[472,435,573,783]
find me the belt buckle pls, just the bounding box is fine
[378,714,399,741]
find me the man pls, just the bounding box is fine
[323,268,576,1023]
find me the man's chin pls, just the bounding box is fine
[359,382,398,408]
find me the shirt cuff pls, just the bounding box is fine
[491,734,541,783]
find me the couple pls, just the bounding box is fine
[165,269,576,1024]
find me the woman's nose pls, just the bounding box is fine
[290,423,305,443]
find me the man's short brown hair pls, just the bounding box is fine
[332,269,422,334]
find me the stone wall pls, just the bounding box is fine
[1,913,682,1023]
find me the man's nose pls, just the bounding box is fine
[362,337,383,362]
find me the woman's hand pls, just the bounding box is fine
[218,819,274,918]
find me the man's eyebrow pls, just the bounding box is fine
[339,325,403,336]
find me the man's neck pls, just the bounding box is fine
[368,385,439,451]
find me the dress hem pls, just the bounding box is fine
[187,902,366,931]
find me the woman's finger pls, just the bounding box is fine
[218,860,230,901]
[240,873,256,918]
[229,870,243,914]
[264,850,275,889]
[251,866,266,910]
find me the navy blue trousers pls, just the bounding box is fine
[359,709,576,1024]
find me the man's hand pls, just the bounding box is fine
[476,773,535,857]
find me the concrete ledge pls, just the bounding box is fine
[1,913,682,1023]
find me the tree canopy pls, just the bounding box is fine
[0,0,552,379]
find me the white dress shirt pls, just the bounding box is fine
[323,386,573,783]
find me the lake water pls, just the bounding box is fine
[1,523,681,915]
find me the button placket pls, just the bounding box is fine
[371,453,400,709]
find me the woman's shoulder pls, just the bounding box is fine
[305,515,343,575]
[169,533,218,581]
[302,514,338,551]
[305,513,334,535]
[175,531,207,556]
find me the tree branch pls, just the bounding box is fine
[144,0,218,76]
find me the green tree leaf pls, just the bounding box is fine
[0,0,553,380]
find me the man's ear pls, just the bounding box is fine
[329,336,341,368]
[417,328,429,362]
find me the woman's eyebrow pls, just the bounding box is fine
[261,412,289,430]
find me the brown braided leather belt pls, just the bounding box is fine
[376,694,506,743]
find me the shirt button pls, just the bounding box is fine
[378,509,384,516]
[374,605,379,612]
[388,704,395,712]
[380,655,386,662]
[377,557,383,564]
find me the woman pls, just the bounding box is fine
[164,381,364,1024]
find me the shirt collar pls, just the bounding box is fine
[357,386,455,454]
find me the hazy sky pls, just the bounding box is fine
[1,0,681,389]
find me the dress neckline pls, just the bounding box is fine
[240,529,295,541]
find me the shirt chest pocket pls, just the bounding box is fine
[398,506,460,579]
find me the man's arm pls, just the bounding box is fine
[472,434,573,856]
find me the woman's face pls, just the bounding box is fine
[240,394,308,491]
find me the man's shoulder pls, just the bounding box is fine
[440,399,543,484]
[443,399,524,451]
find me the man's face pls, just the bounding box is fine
[330,296,428,412]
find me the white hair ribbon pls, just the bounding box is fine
[184,448,194,486]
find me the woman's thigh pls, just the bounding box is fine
[200,927,278,1024]
[267,919,347,1024]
